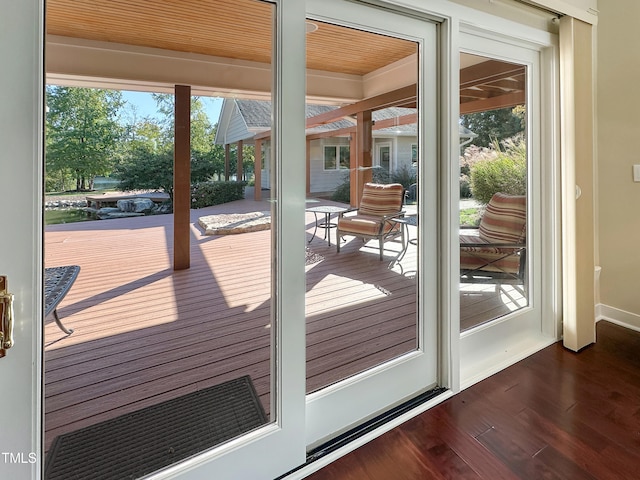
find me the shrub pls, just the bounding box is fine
[330,165,414,204]
[331,173,351,203]
[372,167,390,184]
[459,174,472,198]
[469,135,527,204]
[390,164,417,190]
[115,148,174,197]
[116,147,225,201]
[190,181,247,209]
[460,144,496,199]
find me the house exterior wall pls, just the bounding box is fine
[378,136,416,173]
[306,136,418,195]
[597,0,640,322]
[225,104,252,144]
[308,138,351,194]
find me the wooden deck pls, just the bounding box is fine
[44,196,523,451]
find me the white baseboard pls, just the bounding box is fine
[596,303,640,333]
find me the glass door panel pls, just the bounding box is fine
[304,23,419,393]
[459,53,529,332]
[458,30,547,390]
[304,0,438,447]
[42,1,305,477]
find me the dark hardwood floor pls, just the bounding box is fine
[306,321,640,480]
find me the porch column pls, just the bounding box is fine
[174,85,191,270]
[224,144,230,181]
[306,138,311,197]
[349,133,357,207]
[237,140,244,182]
[353,110,373,207]
[254,139,262,201]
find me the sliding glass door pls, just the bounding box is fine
[304,0,440,447]
[458,29,551,387]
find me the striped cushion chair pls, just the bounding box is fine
[336,183,405,260]
[460,192,527,283]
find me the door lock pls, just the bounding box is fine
[0,276,15,358]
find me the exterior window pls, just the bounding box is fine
[324,145,350,170]
[376,143,391,172]
[411,143,418,167]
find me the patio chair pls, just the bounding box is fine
[460,192,527,284]
[336,182,405,260]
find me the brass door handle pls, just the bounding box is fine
[0,275,15,358]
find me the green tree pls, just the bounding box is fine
[151,93,227,177]
[46,86,124,191]
[460,106,524,148]
[116,146,174,196]
[150,93,219,152]
[115,115,173,196]
[115,93,227,198]
[226,144,255,182]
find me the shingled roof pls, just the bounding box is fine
[216,98,475,144]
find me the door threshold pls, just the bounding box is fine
[278,386,448,479]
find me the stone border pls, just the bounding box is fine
[198,211,271,235]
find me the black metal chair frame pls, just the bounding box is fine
[337,210,405,261]
[460,240,527,286]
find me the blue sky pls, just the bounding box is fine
[121,90,223,124]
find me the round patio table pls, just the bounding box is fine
[306,205,348,246]
[392,214,418,262]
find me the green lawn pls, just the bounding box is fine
[460,207,481,227]
[45,209,90,225]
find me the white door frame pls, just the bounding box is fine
[0,1,44,479]
[157,1,309,477]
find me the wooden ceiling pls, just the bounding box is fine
[47,0,276,68]
[306,22,417,75]
[46,0,415,77]
[460,57,526,114]
[46,0,525,111]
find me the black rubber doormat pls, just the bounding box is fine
[44,375,267,480]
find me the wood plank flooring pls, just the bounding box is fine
[43,196,525,452]
[306,320,640,480]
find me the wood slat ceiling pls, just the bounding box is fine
[306,21,417,75]
[47,0,275,66]
[46,0,416,77]
[460,58,526,113]
[46,0,525,110]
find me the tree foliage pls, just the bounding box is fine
[460,106,525,148]
[150,94,218,152]
[46,86,125,191]
[114,94,226,198]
